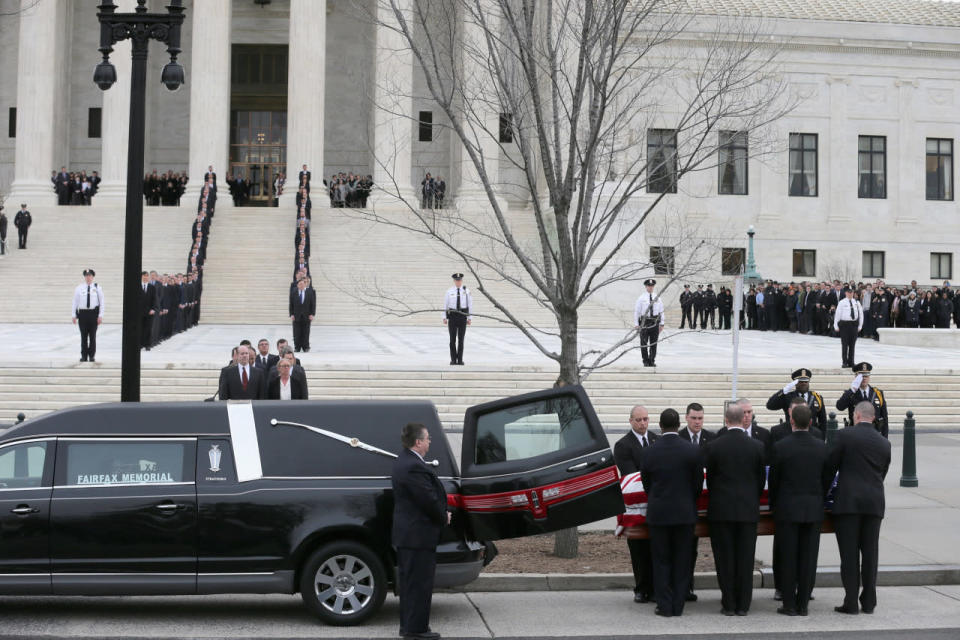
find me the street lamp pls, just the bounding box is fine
[94,0,186,402]
[743,224,763,283]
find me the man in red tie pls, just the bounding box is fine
[219,344,265,400]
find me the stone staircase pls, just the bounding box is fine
[0,365,952,433]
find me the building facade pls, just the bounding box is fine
[1,0,959,284]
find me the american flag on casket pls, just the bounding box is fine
[614,468,838,538]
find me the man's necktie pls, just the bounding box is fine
[641,436,647,448]
[241,367,248,390]
[300,291,304,304]
[850,302,854,320]
[456,288,462,311]
[693,433,698,446]
[86,285,91,308]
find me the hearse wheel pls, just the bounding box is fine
[300,541,387,626]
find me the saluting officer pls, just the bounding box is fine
[836,362,889,438]
[634,279,665,367]
[833,288,864,368]
[72,268,104,363]
[443,273,472,366]
[766,369,827,440]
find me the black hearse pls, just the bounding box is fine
[0,386,622,625]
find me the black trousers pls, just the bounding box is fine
[710,521,757,612]
[18,228,27,248]
[448,314,466,363]
[687,536,700,594]
[640,324,659,364]
[397,547,436,635]
[721,310,731,330]
[77,308,99,360]
[838,320,859,366]
[292,316,311,351]
[140,315,153,348]
[774,520,821,611]
[680,306,693,328]
[626,537,654,597]
[833,513,882,612]
[650,524,695,616]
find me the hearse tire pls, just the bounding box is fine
[299,541,387,626]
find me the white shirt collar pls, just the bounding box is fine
[410,449,426,462]
[632,430,649,445]
[661,431,679,437]
[726,426,746,433]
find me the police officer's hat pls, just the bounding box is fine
[83,268,96,277]
[20,204,26,208]
[853,362,873,376]
[707,283,713,288]
[791,368,812,382]
[644,279,656,287]
[451,273,464,280]
[683,284,690,289]
[697,284,703,289]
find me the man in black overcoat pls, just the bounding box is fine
[219,345,265,400]
[825,401,891,615]
[641,408,703,617]
[612,405,659,603]
[706,402,766,616]
[769,404,829,616]
[392,422,448,640]
[677,402,712,602]
[289,278,316,352]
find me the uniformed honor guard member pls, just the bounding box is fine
[443,273,472,366]
[72,269,104,363]
[679,284,694,329]
[635,279,665,367]
[836,362,889,438]
[766,369,827,440]
[833,288,864,368]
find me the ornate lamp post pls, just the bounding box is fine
[744,224,763,284]
[93,1,186,402]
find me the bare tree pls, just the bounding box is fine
[354,0,792,555]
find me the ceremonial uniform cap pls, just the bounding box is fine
[853,362,873,375]
[20,204,26,208]
[707,283,713,288]
[451,273,464,280]
[791,368,812,382]
[644,278,656,286]
[83,268,96,277]
[683,284,690,289]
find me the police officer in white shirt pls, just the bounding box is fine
[634,278,665,367]
[833,288,864,368]
[443,273,473,366]
[72,268,104,363]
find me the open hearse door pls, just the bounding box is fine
[458,385,624,540]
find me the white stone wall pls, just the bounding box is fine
[0,0,19,191]
[68,0,101,172]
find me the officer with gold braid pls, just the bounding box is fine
[766,369,827,441]
[836,362,889,438]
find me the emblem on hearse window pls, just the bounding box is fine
[208,444,222,472]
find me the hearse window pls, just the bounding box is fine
[0,442,47,489]
[475,395,593,465]
[64,441,191,486]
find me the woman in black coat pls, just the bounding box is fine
[919,291,934,328]
[935,292,954,328]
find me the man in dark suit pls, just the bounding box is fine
[716,398,771,456]
[612,405,659,603]
[771,397,824,444]
[392,422,448,640]
[139,271,158,349]
[706,403,766,616]
[767,369,827,440]
[826,401,891,615]
[641,408,703,617]
[677,402,712,602]
[289,278,316,352]
[253,338,279,372]
[219,345,265,400]
[769,404,829,617]
[203,165,217,187]
[55,167,70,205]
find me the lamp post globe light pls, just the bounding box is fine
[93,1,185,403]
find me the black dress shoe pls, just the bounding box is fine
[403,633,440,640]
[735,610,748,616]
[721,609,735,616]
[633,593,645,603]
[808,594,815,600]
[798,607,809,616]
[685,592,698,602]
[450,360,456,365]
[862,607,874,614]
[80,357,87,362]
[835,605,859,615]
[777,607,798,616]
[774,589,783,601]
[89,358,95,363]
[654,607,672,617]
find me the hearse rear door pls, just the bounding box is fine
[458,385,623,540]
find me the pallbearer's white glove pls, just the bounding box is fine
[850,374,863,392]
[783,380,798,394]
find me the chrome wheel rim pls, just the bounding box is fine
[314,553,375,615]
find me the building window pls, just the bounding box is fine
[858,135,886,199]
[418,110,433,142]
[650,246,675,275]
[718,130,748,195]
[926,138,953,201]
[863,251,885,279]
[792,249,816,278]
[788,133,818,197]
[7,107,14,138]
[87,108,102,139]
[647,129,678,194]
[721,248,745,276]
[931,252,953,279]
[499,113,513,144]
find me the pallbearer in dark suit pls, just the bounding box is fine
[289,278,316,352]
[677,402,712,602]
[706,403,766,616]
[769,404,829,616]
[612,405,659,603]
[218,345,265,400]
[392,423,449,640]
[716,398,771,457]
[253,338,279,372]
[826,401,891,615]
[641,409,703,617]
[836,362,889,438]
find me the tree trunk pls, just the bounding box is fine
[553,307,580,558]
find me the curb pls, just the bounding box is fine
[450,565,960,592]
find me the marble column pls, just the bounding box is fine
[280,0,326,208]
[456,3,507,211]
[8,0,70,205]
[95,0,136,203]
[368,0,416,207]
[895,79,920,225]
[185,0,231,204]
